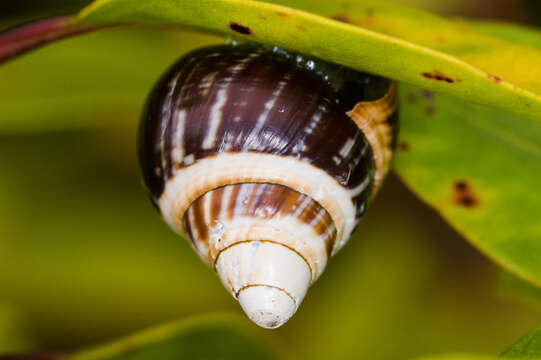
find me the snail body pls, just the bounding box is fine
[138,44,398,328]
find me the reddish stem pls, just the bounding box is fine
[0,15,99,64]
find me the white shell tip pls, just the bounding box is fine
[215,241,312,329]
[238,285,295,329]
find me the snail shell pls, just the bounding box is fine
[138,44,398,329]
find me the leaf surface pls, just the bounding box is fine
[501,326,541,359]
[2,0,541,121]
[72,0,541,121]
[73,314,277,360]
[395,82,541,286]
[392,20,541,286]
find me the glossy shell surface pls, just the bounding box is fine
[138,43,398,328]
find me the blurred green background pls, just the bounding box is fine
[1,1,541,359]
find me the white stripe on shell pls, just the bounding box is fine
[219,185,234,220]
[308,208,325,227]
[292,195,313,218]
[158,152,356,254]
[159,71,183,176]
[338,137,356,158]
[243,73,291,151]
[202,84,229,149]
[348,175,371,197]
[305,107,324,135]
[164,55,205,170]
[203,189,212,227]
[202,54,260,150]
[212,215,329,281]
[234,182,252,217]
[183,153,195,165]
[171,109,186,166]
[249,183,268,215]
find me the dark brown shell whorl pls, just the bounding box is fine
[138,43,398,329]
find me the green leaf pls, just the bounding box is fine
[498,271,541,309]
[392,19,541,286]
[72,314,278,360]
[0,304,35,354]
[71,0,537,123]
[395,82,541,287]
[2,1,541,121]
[411,355,495,360]
[501,326,541,359]
[468,21,541,50]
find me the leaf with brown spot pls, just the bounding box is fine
[452,180,480,208]
[487,74,502,83]
[396,81,541,287]
[2,0,541,121]
[398,141,411,152]
[229,22,252,35]
[331,15,351,24]
[394,21,541,286]
[422,70,458,83]
[424,105,437,116]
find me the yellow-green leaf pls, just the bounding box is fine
[0,304,35,354]
[392,19,541,286]
[2,1,541,121]
[73,314,278,360]
[72,0,541,122]
[411,355,495,360]
[501,326,541,359]
[396,82,541,287]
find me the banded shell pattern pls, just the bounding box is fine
[138,44,398,329]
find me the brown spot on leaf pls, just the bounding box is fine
[296,24,306,31]
[398,141,410,152]
[526,103,531,107]
[453,180,479,208]
[276,11,288,17]
[424,105,436,115]
[422,70,459,83]
[421,90,435,100]
[229,22,252,35]
[487,74,501,83]
[332,14,352,23]
[454,180,468,191]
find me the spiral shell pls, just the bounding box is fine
[138,44,398,328]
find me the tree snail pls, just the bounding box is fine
[138,43,398,329]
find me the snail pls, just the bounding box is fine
[138,43,398,329]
